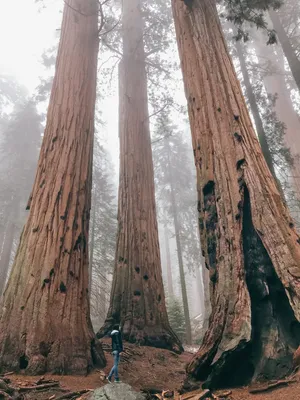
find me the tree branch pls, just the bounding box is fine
[102,39,123,57]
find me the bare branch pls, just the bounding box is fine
[102,38,123,57]
[145,47,162,58]
[98,1,106,34]
[144,102,170,123]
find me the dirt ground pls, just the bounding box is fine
[7,339,300,399]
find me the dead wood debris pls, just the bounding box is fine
[0,375,92,400]
[248,378,296,394]
[146,388,232,400]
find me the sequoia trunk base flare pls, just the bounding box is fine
[172,0,300,389]
[0,0,106,375]
[97,0,182,353]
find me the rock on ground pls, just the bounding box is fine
[89,383,146,400]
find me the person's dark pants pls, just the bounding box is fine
[108,351,120,381]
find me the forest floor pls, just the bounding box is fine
[6,339,300,399]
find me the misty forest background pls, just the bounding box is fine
[1,0,300,352]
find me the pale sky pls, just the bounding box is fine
[0,0,186,170]
[0,0,62,92]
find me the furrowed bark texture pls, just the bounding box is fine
[172,0,300,388]
[0,0,105,375]
[98,0,182,353]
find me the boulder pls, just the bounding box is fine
[89,383,146,400]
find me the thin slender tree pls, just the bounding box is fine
[153,119,193,344]
[0,100,42,295]
[0,0,105,374]
[269,9,300,92]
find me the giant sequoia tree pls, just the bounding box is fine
[0,0,105,374]
[172,0,300,388]
[98,0,182,352]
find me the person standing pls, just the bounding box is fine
[107,324,123,383]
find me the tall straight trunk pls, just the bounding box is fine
[254,38,300,209]
[164,226,174,298]
[269,9,300,92]
[89,194,97,297]
[0,0,105,375]
[172,0,300,389]
[99,269,107,322]
[167,142,192,345]
[0,222,6,261]
[235,41,277,179]
[97,0,182,352]
[0,198,19,296]
[0,218,8,292]
[0,223,15,294]
[195,265,204,317]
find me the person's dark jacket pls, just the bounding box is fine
[111,329,123,353]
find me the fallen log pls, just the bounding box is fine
[19,382,60,392]
[35,376,45,385]
[55,389,91,399]
[142,387,162,395]
[248,378,296,394]
[214,390,232,398]
[182,389,211,400]
[162,390,174,398]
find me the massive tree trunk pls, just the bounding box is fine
[97,0,182,353]
[269,9,300,93]
[164,226,174,298]
[167,142,192,345]
[0,0,105,375]
[172,0,300,388]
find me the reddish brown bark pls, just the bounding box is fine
[172,0,300,388]
[0,0,105,375]
[97,0,182,352]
